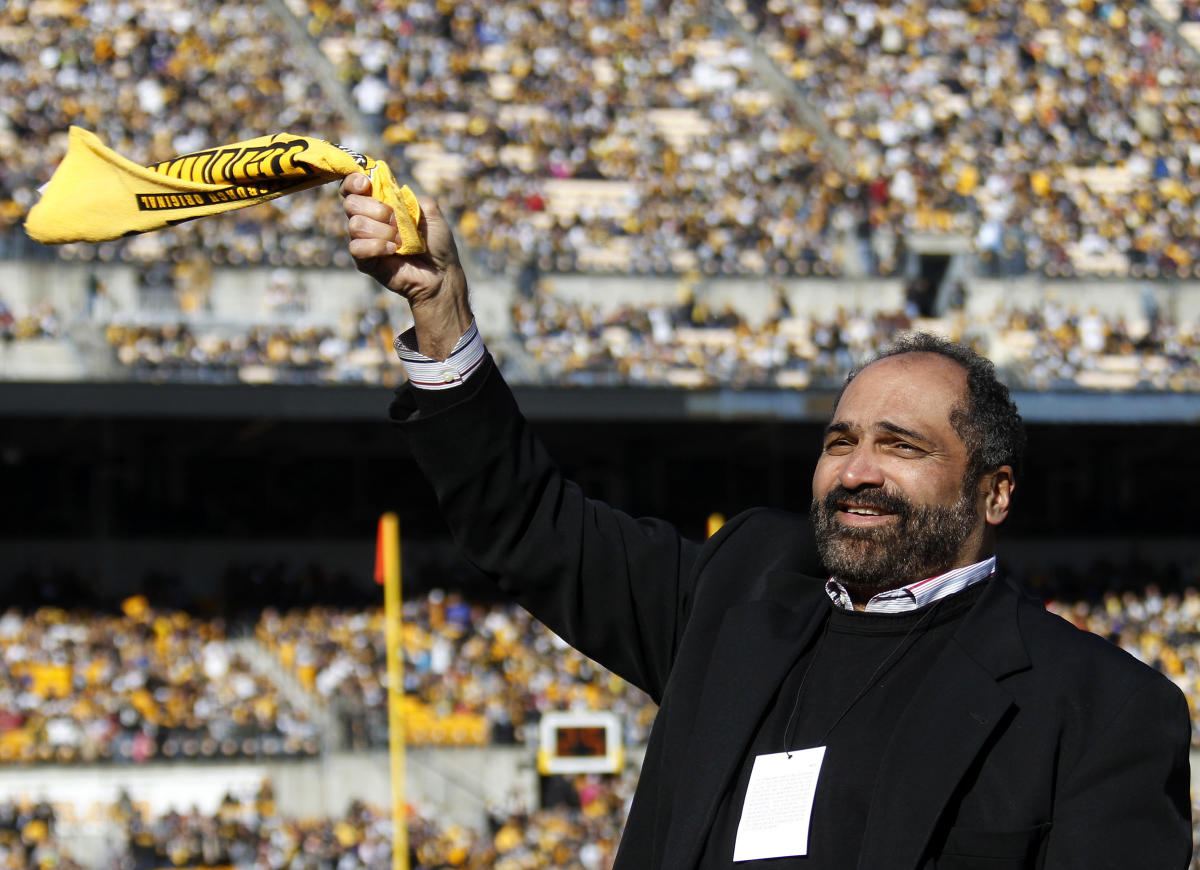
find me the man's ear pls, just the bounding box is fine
[981,466,1014,526]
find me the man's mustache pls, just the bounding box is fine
[819,485,912,522]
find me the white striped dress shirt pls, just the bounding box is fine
[393,321,486,390]
[825,555,997,613]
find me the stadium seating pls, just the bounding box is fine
[18,778,1200,868]
[0,0,357,269]
[9,0,1200,281]
[5,2,1200,865]
[36,776,632,870]
[6,0,1200,395]
[256,595,657,750]
[6,252,1192,390]
[738,0,1200,278]
[0,579,1197,862]
[288,0,881,277]
[1047,584,1200,748]
[2,574,1198,760]
[4,0,1200,394]
[0,602,319,764]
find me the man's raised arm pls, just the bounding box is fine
[338,174,701,702]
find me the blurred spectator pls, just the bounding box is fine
[0,296,61,341]
[0,798,84,870]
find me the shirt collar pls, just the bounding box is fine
[825,555,997,614]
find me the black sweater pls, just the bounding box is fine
[699,582,988,868]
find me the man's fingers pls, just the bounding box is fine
[348,237,398,260]
[340,173,371,197]
[347,212,398,241]
[344,193,396,226]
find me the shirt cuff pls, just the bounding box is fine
[393,321,487,390]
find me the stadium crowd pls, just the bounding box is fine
[3,558,1200,762]
[983,300,1200,391]
[90,775,631,870]
[291,0,893,278]
[62,272,1199,393]
[0,599,319,764]
[248,570,1200,755]
[256,592,658,750]
[101,300,405,385]
[248,563,1200,754]
[510,283,915,389]
[0,295,61,342]
[1047,582,1200,748]
[11,0,1200,277]
[0,0,356,268]
[741,0,1200,278]
[0,798,82,870]
[508,283,1200,392]
[1,571,1200,864]
[18,778,1200,869]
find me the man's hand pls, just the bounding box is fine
[342,172,473,360]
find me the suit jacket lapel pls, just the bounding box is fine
[858,577,1031,870]
[662,571,829,869]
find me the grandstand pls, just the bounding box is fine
[4,0,1200,394]
[3,0,1200,865]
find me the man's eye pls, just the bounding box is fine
[894,442,922,453]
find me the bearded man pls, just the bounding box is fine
[342,176,1191,869]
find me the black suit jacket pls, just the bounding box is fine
[394,360,1192,869]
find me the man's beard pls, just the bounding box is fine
[810,483,979,600]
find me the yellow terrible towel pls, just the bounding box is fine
[25,126,425,254]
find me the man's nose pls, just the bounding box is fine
[839,446,885,489]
